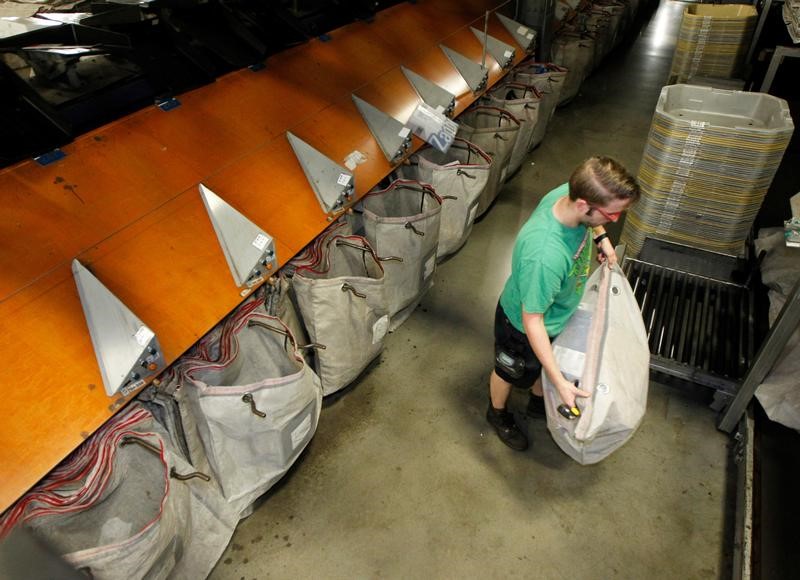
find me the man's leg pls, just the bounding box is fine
[490,370,513,409]
[486,370,528,451]
[531,377,543,397]
[527,377,546,417]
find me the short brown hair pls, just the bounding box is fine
[568,156,640,205]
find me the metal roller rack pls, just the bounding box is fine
[621,238,765,409]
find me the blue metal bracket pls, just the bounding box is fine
[34,148,66,166]
[155,97,181,112]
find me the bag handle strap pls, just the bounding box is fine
[120,436,211,482]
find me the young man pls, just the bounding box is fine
[487,156,640,451]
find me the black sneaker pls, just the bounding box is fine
[526,394,546,418]
[486,404,529,451]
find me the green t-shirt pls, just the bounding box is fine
[499,183,591,336]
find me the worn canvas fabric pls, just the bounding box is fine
[456,106,520,216]
[0,404,237,579]
[582,12,614,69]
[551,34,595,104]
[362,180,442,328]
[292,234,389,394]
[543,265,650,464]
[398,138,492,260]
[512,63,567,149]
[483,83,540,176]
[183,311,322,514]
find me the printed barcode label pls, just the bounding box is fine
[337,173,352,186]
[252,233,269,251]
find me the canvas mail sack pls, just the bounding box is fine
[543,264,650,464]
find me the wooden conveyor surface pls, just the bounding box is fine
[0,0,523,512]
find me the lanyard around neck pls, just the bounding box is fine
[573,227,589,261]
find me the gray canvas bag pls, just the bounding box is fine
[398,138,492,260]
[582,13,613,69]
[543,265,650,464]
[551,34,595,104]
[484,82,541,173]
[0,404,237,580]
[362,180,442,328]
[512,63,567,149]
[456,106,521,216]
[183,310,322,514]
[292,234,390,394]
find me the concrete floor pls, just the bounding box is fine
[211,2,735,578]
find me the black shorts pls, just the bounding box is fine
[493,301,549,388]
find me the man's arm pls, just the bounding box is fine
[592,226,617,267]
[522,311,590,408]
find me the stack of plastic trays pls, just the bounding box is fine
[622,85,794,257]
[668,4,757,84]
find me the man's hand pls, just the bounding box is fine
[554,376,591,409]
[596,236,617,267]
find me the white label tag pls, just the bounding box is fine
[690,120,707,129]
[503,50,513,58]
[398,126,411,138]
[344,150,367,171]
[424,254,436,279]
[336,172,352,186]
[252,233,269,251]
[406,102,458,153]
[670,181,686,194]
[120,379,144,397]
[290,414,312,449]
[134,325,154,347]
[517,25,528,35]
[372,315,389,344]
[526,32,534,41]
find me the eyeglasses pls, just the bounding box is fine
[588,204,622,222]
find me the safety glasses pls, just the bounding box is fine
[588,204,622,222]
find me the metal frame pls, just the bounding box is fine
[732,409,755,580]
[759,45,800,92]
[286,132,354,214]
[439,44,488,93]
[470,26,516,68]
[718,278,800,432]
[199,184,277,289]
[495,12,536,53]
[72,260,166,397]
[351,94,412,163]
[400,66,456,117]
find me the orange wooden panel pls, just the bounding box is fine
[0,0,523,512]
